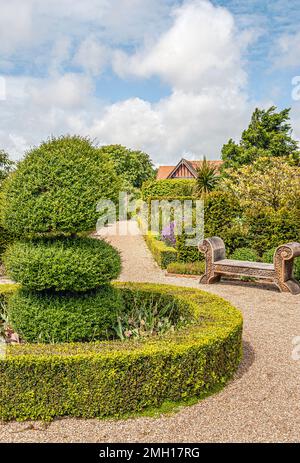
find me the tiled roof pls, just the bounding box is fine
[156,159,223,179]
[156,165,175,179]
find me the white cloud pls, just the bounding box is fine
[73,37,109,76]
[28,73,93,109]
[113,0,250,92]
[90,0,255,162]
[273,31,300,68]
[0,0,260,163]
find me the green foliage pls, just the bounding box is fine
[167,261,205,275]
[0,227,13,262]
[231,248,260,262]
[0,282,243,421]
[4,237,121,292]
[7,285,125,343]
[246,207,300,255]
[2,136,122,237]
[99,144,155,189]
[261,248,276,263]
[141,179,196,200]
[195,156,219,197]
[294,258,300,282]
[204,191,245,254]
[176,233,202,263]
[144,232,177,268]
[221,106,300,170]
[222,157,300,212]
[114,290,188,340]
[0,149,14,184]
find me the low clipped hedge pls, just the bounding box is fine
[141,179,196,200]
[4,237,121,292]
[144,232,177,268]
[7,285,124,343]
[0,282,243,421]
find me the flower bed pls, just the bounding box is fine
[0,282,243,421]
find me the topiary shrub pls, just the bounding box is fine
[2,136,123,342]
[4,237,121,292]
[7,286,124,343]
[2,136,122,237]
[0,282,243,421]
[231,247,260,262]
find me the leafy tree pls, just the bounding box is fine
[0,149,14,183]
[222,157,300,212]
[195,157,219,197]
[99,144,155,189]
[221,106,300,170]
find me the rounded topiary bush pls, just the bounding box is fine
[8,286,124,343]
[4,237,121,292]
[2,136,122,237]
[231,247,259,262]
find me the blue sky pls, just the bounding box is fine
[1,0,300,163]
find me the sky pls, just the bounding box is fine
[1,0,300,164]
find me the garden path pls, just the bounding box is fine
[1,220,300,442]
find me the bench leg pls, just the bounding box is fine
[200,273,221,284]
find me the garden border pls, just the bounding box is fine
[0,282,243,421]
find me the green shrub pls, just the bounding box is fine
[7,286,125,343]
[246,207,300,255]
[2,136,122,237]
[204,191,245,254]
[231,248,259,262]
[144,232,177,268]
[294,258,300,282]
[0,226,12,262]
[261,248,276,263]
[141,179,196,200]
[176,233,203,263]
[4,237,121,292]
[167,261,205,275]
[0,282,243,421]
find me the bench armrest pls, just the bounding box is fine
[199,237,226,263]
[274,242,300,261]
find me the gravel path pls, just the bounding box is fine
[1,220,300,443]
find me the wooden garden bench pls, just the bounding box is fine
[199,237,300,295]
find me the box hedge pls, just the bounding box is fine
[144,231,177,268]
[4,237,121,292]
[141,179,196,200]
[0,282,243,421]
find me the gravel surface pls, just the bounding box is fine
[0,220,300,443]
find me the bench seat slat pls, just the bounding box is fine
[216,259,274,271]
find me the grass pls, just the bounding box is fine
[167,261,205,276]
